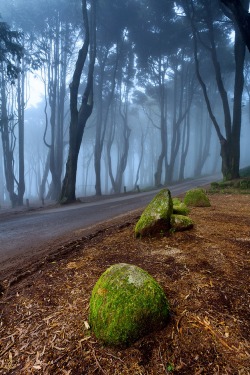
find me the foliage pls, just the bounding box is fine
[0,0,248,204]
[0,17,23,79]
[210,169,250,194]
[240,166,250,178]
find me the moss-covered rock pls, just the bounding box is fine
[135,189,173,237]
[183,188,211,207]
[89,263,169,347]
[170,214,193,231]
[172,198,190,216]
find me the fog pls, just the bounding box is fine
[0,0,249,207]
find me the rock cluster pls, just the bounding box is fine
[135,188,194,237]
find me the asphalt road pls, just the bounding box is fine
[0,175,220,276]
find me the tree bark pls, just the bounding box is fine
[154,59,167,187]
[231,26,246,178]
[184,0,246,180]
[17,63,25,205]
[60,0,96,203]
[0,70,18,207]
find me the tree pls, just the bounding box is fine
[106,41,134,193]
[93,0,139,196]
[60,0,96,203]
[94,42,119,196]
[220,0,250,52]
[181,0,246,180]
[0,18,24,207]
[40,6,77,200]
[0,18,23,79]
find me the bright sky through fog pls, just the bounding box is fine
[26,73,44,108]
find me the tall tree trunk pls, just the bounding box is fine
[179,109,191,181]
[165,61,193,183]
[134,130,145,189]
[94,45,119,196]
[0,141,4,204]
[60,0,96,203]
[17,64,25,205]
[0,71,18,207]
[184,0,246,180]
[154,63,167,187]
[231,26,246,178]
[40,150,50,200]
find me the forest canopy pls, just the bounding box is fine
[0,0,249,207]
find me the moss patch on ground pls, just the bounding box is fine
[210,178,250,194]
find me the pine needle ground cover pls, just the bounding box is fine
[0,193,249,374]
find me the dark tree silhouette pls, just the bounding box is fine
[0,18,23,79]
[221,0,250,52]
[60,0,96,204]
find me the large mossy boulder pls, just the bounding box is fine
[183,188,211,207]
[89,263,169,347]
[135,189,173,237]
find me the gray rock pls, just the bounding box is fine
[135,189,173,237]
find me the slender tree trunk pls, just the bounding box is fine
[40,150,50,200]
[94,45,119,196]
[134,131,145,189]
[0,139,4,204]
[184,0,246,180]
[231,26,246,178]
[60,0,96,203]
[179,110,191,181]
[17,65,25,205]
[0,71,18,207]
[154,65,167,187]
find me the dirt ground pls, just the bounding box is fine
[0,192,249,374]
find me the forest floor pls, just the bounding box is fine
[0,190,250,374]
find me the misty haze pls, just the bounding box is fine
[1,1,250,374]
[0,0,249,208]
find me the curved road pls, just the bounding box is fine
[0,175,220,276]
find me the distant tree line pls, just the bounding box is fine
[0,0,249,207]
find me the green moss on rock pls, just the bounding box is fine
[89,263,169,347]
[172,198,189,216]
[183,188,211,207]
[135,189,173,237]
[170,214,193,231]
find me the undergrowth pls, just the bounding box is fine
[209,166,250,194]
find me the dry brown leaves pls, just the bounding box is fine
[0,193,250,374]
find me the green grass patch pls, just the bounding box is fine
[209,166,250,194]
[240,166,250,178]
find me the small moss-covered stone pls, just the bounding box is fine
[173,198,189,216]
[170,214,193,231]
[89,263,169,347]
[135,189,173,237]
[172,197,182,206]
[183,188,211,207]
